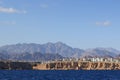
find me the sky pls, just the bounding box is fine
[0,0,120,50]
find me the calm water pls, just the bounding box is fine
[0,70,120,80]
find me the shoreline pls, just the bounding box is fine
[0,61,120,70]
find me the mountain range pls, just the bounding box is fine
[0,42,120,61]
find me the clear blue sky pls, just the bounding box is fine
[0,0,120,49]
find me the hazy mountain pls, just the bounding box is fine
[81,48,119,58]
[0,42,84,57]
[9,52,63,62]
[0,53,9,60]
[0,52,63,62]
[0,42,120,60]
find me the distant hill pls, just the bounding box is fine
[0,52,63,62]
[0,42,120,61]
[10,52,63,62]
[0,42,84,57]
[81,48,120,58]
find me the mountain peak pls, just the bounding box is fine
[55,42,65,45]
[0,42,119,58]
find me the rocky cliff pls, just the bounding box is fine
[33,61,120,70]
[0,61,119,70]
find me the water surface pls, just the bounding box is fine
[0,70,120,80]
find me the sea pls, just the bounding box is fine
[0,70,120,80]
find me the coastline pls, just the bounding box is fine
[0,61,120,70]
[33,61,120,70]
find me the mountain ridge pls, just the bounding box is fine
[0,42,120,60]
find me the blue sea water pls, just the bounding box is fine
[0,70,120,80]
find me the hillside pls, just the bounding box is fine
[0,42,84,57]
[0,42,119,61]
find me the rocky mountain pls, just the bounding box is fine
[0,52,63,62]
[81,48,120,58]
[0,42,84,57]
[0,42,119,60]
[10,52,63,62]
